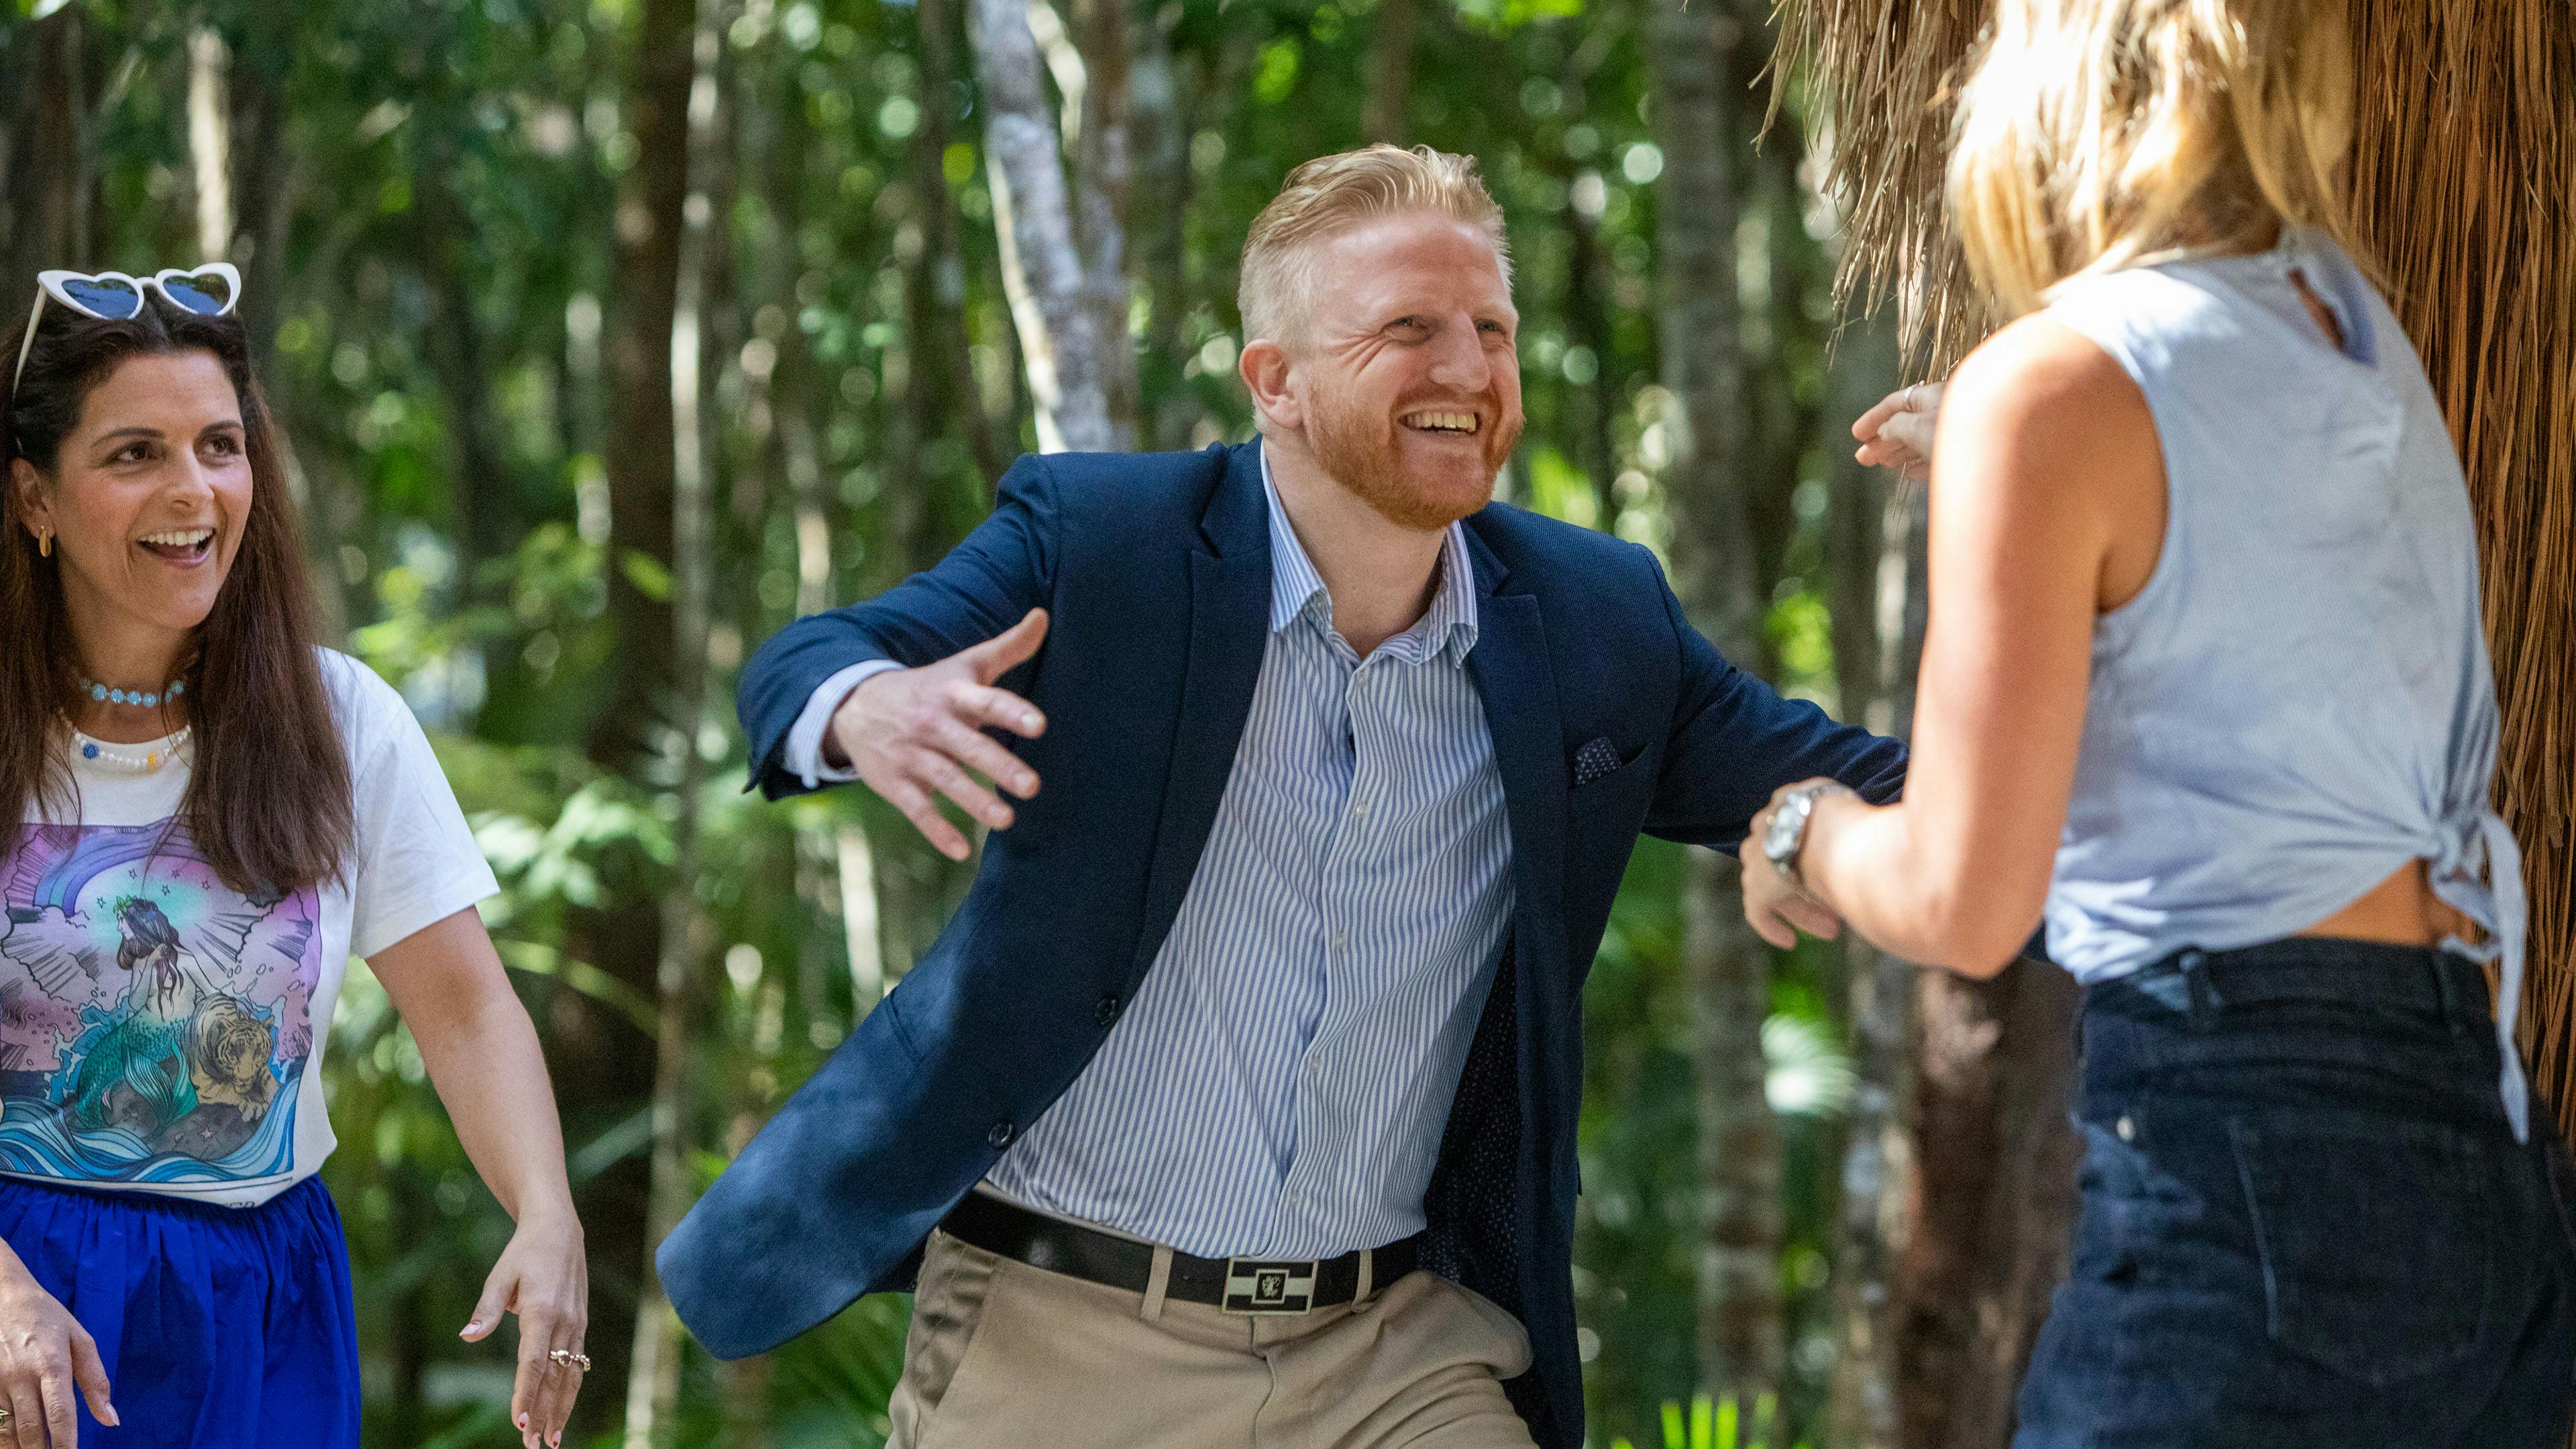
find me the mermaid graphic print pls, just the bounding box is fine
[0,819,319,1187]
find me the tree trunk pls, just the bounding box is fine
[580,0,697,1432]
[1128,1,1194,451]
[1821,312,1907,1449]
[185,26,231,265]
[621,3,728,1444]
[917,0,1016,486]
[1070,0,1138,447]
[416,153,517,592]
[1648,0,1778,1407]
[1362,0,1416,143]
[1897,958,2081,1449]
[966,0,1116,453]
[3,4,96,286]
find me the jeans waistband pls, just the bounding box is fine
[2087,936,2494,1033]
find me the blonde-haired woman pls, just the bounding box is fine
[1747,1,2576,1442]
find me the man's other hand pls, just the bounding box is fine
[826,608,1051,861]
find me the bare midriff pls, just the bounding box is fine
[2295,859,2477,950]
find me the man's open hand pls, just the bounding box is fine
[827,608,1051,861]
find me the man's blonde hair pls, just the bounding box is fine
[1239,144,1511,347]
[1949,0,2363,317]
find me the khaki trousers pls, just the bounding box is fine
[888,1228,1541,1449]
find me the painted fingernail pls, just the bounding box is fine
[462,1320,484,1337]
[518,1412,531,1430]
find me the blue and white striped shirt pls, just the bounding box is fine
[981,454,1516,1257]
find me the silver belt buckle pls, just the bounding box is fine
[1221,1257,1320,1315]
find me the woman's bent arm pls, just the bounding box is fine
[370,907,588,1449]
[1754,317,2163,975]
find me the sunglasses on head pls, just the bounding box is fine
[11,264,242,392]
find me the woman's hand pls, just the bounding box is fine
[0,1251,113,1447]
[1854,380,1945,482]
[1739,780,1851,950]
[462,1208,588,1449]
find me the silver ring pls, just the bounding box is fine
[1905,382,1924,411]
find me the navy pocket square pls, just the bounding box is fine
[1573,737,1622,788]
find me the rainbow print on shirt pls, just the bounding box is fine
[0,821,318,1187]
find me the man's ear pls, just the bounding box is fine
[9,458,51,543]
[1238,338,1303,433]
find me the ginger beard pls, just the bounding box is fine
[1301,366,1522,533]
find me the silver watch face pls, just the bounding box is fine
[1762,793,1807,867]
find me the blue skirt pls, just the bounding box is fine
[0,1174,359,1447]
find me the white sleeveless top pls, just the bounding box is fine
[2041,227,2530,1138]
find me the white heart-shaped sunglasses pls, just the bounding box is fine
[11,264,241,392]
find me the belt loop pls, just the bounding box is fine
[2180,949,2221,1032]
[2430,950,2465,1036]
[1354,1247,1375,1306]
[1142,1244,1173,1322]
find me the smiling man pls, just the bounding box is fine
[658,146,1907,1448]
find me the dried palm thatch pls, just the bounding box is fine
[1774,0,2576,1121]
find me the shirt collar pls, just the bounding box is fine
[1259,443,1479,666]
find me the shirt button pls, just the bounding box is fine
[1352,798,1370,818]
[987,1120,1016,1149]
[1093,994,1123,1027]
[2114,1114,2136,1142]
[1332,928,1347,951]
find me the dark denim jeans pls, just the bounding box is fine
[2013,938,2576,1448]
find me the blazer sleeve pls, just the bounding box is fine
[738,453,1062,799]
[1640,557,1908,851]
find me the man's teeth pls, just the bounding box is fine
[140,529,213,548]
[1403,411,1479,434]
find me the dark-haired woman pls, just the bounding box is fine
[0,266,588,1449]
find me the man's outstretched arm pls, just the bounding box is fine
[1640,559,1908,851]
[739,454,1062,816]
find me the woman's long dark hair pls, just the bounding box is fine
[0,291,353,894]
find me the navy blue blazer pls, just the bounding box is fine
[659,441,1907,1446]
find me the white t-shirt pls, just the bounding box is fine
[0,649,497,1205]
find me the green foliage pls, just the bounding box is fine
[1610,1391,1809,1449]
[4,0,1886,1440]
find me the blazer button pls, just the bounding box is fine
[1094,994,1123,1027]
[987,1120,1016,1149]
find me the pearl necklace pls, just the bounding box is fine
[67,724,191,773]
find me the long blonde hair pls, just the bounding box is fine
[1948,0,2364,316]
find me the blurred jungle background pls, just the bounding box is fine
[0,0,2563,1446]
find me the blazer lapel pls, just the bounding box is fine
[1462,531,1568,963]
[1128,444,1273,983]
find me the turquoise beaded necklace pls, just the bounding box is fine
[76,674,186,710]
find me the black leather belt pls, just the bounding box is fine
[938,1191,1422,1316]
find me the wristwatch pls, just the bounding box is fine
[1760,782,1851,891]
